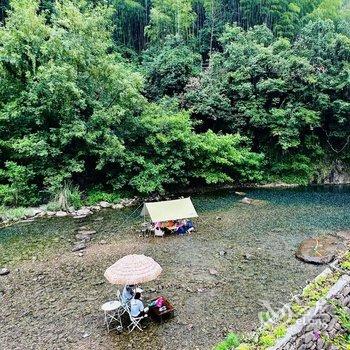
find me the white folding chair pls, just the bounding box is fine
[128,314,144,333]
[125,303,148,333]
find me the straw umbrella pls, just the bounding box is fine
[104,254,162,285]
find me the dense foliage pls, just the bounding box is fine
[0,0,349,206]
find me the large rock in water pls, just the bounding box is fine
[296,235,347,264]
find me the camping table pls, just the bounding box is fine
[148,297,175,323]
[101,300,123,333]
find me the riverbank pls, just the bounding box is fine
[0,182,304,228]
[1,187,350,349]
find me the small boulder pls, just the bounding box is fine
[72,242,86,252]
[112,203,124,210]
[0,268,10,276]
[76,208,92,216]
[75,233,92,241]
[90,205,101,211]
[235,191,246,196]
[99,201,111,208]
[73,215,87,219]
[77,230,96,236]
[241,197,253,204]
[336,230,350,242]
[31,208,43,216]
[100,240,107,245]
[56,211,68,217]
[296,236,347,264]
[93,216,104,221]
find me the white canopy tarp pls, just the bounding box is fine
[141,197,198,223]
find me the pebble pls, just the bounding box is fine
[243,253,253,260]
[0,268,10,276]
[209,269,219,276]
[235,191,246,196]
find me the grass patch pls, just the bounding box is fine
[84,188,121,206]
[214,333,240,350]
[0,206,33,221]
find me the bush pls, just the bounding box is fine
[0,162,39,206]
[236,344,252,350]
[213,333,240,350]
[49,183,82,211]
[0,206,31,221]
[85,188,121,206]
[258,333,276,347]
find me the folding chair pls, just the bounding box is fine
[126,305,147,333]
[154,227,164,238]
[128,315,144,333]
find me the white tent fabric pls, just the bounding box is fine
[141,197,198,223]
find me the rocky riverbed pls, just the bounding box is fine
[1,186,350,350]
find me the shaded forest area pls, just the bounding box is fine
[0,0,349,207]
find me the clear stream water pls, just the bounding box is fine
[1,186,350,350]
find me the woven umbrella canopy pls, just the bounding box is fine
[104,254,162,285]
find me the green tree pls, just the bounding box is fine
[0,0,144,204]
[127,103,263,194]
[185,24,325,183]
[145,0,196,43]
[142,35,201,100]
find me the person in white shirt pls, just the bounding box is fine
[130,292,148,318]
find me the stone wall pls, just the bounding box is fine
[269,274,350,350]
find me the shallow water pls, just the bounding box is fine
[1,186,350,349]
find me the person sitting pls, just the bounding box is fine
[121,284,134,304]
[130,292,149,318]
[185,220,195,233]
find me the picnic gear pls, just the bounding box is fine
[141,197,198,223]
[104,254,162,285]
[149,296,175,323]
